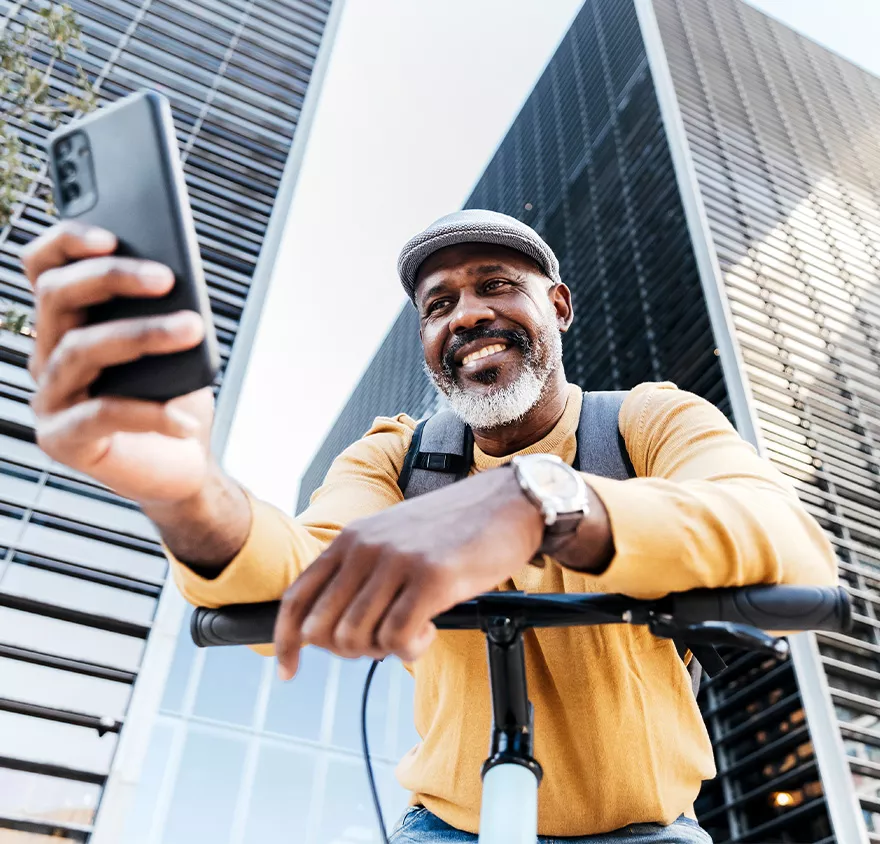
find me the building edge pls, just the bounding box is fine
[89,2,348,840]
[632,0,868,841]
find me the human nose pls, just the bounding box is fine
[448,290,495,334]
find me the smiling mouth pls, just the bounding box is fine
[460,343,509,367]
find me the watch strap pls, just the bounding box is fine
[537,509,584,556]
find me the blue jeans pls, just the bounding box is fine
[389,807,713,843]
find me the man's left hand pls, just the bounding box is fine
[274,466,544,679]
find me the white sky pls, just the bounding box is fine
[224,0,880,512]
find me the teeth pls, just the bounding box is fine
[462,343,507,366]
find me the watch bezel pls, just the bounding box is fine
[511,454,590,524]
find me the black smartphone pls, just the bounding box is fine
[47,89,219,403]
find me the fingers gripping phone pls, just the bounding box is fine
[47,90,220,402]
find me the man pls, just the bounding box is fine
[23,210,836,843]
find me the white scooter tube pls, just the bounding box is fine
[478,762,539,844]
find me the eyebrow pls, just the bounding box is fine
[418,282,451,305]
[467,263,506,276]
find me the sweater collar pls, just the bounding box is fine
[472,383,583,470]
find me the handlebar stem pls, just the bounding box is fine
[481,617,543,784]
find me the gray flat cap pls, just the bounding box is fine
[397,209,562,301]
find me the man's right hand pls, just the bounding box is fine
[22,221,214,507]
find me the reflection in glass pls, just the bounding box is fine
[264,645,329,740]
[193,645,264,726]
[122,721,174,844]
[2,562,154,625]
[161,626,198,714]
[0,767,100,826]
[0,607,144,670]
[0,657,130,719]
[161,729,246,844]
[332,658,390,754]
[0,711,117,774]
[241,744,314,844]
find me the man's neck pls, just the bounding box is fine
[472,370,570,457]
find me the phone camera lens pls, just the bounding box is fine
[59,161,77,181]
[56,138,73,158]
[62,183,81,204]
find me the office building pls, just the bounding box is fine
[298,0,880,841]
[0,1,349,841]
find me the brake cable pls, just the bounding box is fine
[362,659,390,843]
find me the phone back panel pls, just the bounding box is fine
[48,90,219,402]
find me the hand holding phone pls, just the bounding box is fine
[22,221,216,505]
[22,89,221,506]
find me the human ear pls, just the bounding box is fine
[551,282,573,332]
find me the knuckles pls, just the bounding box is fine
[332,628,365,657]
[33,267,66,308]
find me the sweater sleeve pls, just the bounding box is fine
[168,415,415,613]
[581,382,838,598]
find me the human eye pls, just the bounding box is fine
[426,297,452,316]
[483,278,513,293]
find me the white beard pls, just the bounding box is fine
[424,316,564,430]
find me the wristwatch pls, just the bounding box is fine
[510,454,591,556]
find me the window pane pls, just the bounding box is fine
[319,759,403,843]
[263,645,329,740]
[161,627,198,714]
[19,521,166,582]
[0,607,144,671]
[161,730,247,844]
[0,471,40,508]
[36,485,156,538]
[0,711,117,774]
[0,433,50,470]
[193,646,264,726]
[392,661,421,758]
[2,563,155,625]
[0,657,131,719]
[332,658,390,754]
[0,514,23,547]
[122,722,174,844]
[241,744,315,844]
[0,767,100,825]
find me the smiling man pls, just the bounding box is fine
[23,210,837,843]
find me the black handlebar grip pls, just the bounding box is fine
[667,585,852,633]
[191,601,279,647]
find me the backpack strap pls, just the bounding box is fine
[575,391,635,480]
[399,410,473,499]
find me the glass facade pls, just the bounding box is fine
[126,646,417,844]
[653,0,880,839]
[0,0,337,841]
[298,1,880,841]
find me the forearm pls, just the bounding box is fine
[142,461,252,571]
[581,475,839,597]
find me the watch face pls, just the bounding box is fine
[522,457,583,504]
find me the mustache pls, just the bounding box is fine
[442,327,530,375]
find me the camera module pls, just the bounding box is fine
[62,183,82,204]
[56,138,73,159]
[59,161,77,181]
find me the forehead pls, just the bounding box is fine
[414,242,543,300]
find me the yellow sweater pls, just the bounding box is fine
[170,382,837,836]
